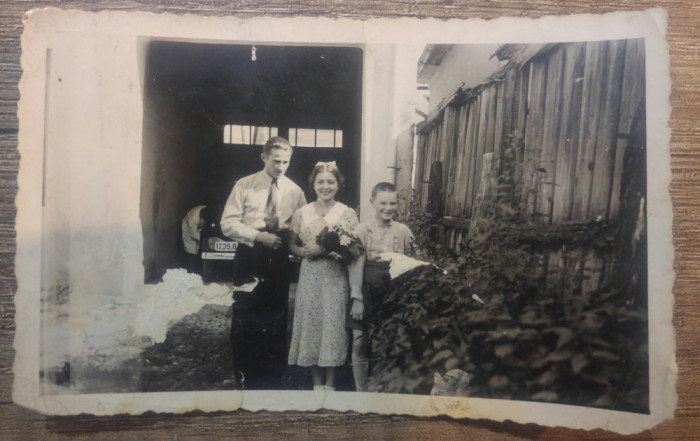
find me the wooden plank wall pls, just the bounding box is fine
[415,39,646,292]
[417,39,645,228]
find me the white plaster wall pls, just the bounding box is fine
[359,44,395,222]
[40,30,146,386]
[427,45,501,112]
[46,31,145,308]
[359,44,423,221]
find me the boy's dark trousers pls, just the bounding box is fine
[348,260,391,392]
[230,239,290,389]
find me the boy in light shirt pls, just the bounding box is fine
[347,182,414,391]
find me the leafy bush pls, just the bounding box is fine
[368,191,649,413]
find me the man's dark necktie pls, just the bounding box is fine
[264,178,279,232]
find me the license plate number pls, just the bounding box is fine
[214,241,238,252]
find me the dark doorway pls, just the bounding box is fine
[140,42,364,283]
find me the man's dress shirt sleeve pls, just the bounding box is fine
[220,180,261,247]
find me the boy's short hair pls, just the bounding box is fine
[371,182,397,200]
[263,136,293,156]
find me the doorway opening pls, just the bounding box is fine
[140,41,363,283]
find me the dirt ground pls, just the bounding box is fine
[139,292,356,392]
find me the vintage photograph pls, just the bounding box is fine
[15,9,673,433]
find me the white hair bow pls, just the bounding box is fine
[315,161,337,171]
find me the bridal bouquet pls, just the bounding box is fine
[315,225,365,264]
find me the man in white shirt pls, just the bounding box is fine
[220,136,306,389]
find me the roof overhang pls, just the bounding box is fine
[417,44,453,83]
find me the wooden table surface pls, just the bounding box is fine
[1,1,698,439]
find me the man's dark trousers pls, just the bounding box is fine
[230,239,290,389]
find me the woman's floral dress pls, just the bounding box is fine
[287,202,359,367]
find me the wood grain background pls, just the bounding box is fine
[1,1,697,439]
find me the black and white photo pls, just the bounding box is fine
[14,8,674,434]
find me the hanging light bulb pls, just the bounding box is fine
[251,45,257,62]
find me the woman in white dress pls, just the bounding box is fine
[287,162,362,391]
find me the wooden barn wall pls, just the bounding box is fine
[414,40,646,294]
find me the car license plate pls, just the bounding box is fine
[214,241,238,252]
